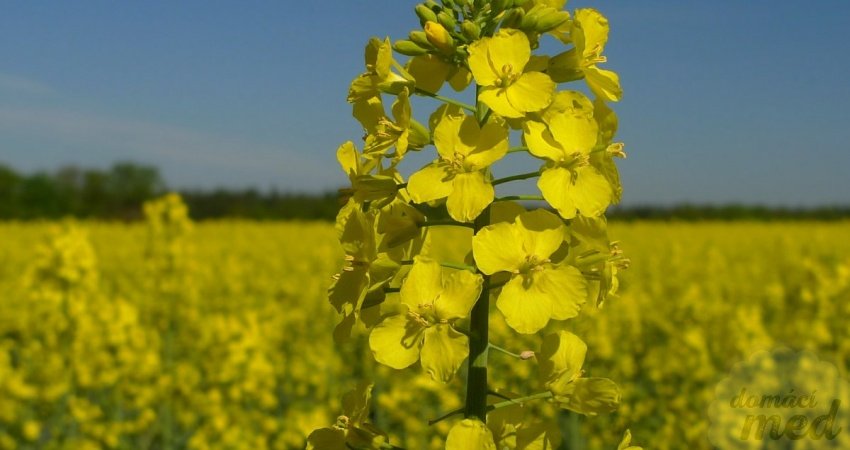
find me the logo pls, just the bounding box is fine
[708,348,850,449]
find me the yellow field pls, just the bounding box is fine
[1,216,849,449]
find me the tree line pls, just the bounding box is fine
[0,163,847,221]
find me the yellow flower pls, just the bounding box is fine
[336,141,398,206]
[446,419,496,450]
[329,201,399,342]
[353,88,429,160]
[548,9,622,101]
[407,111,508,222]
[618,430,644,450]
[472,209,587,334]
[306,382,388,450]
[348,37,413,103]
[468,29,555,118]
[538,331,620,415]
[369,257,482,382]
[523,105,613,219]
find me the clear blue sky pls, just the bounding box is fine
[1,1,848,206]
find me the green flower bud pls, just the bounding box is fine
[501,8,524,28]
[461,21,480,40]
[409,30,433,49]
[415,4,438,25]
[441,0,456,8]
[424,21,455,54]
[424,0,441,10]
[393,39,430,56]
[492,0,511,12]
[534,10,570,33]
[436,11,456,30]
[519,5,543,29]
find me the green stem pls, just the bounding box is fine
[398,259,475,271]
[417,219,475,229]
[488,343,523,359]
[491,171,539,186]
[493,195,546,202]
[464,100,491,420]
[486,391,554,412]
[428,407,465,426]
[507,146,529,154]
[414,87,476,113]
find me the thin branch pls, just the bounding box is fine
[488,343,524,359]
[428,407,465,426]
[491,171,539,186]
[418,219,475,229]
[493,195,546,202]
[486,391,554,412]
[507,146,529,154]
[414,87,476,113]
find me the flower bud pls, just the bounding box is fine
[424,0,441,9]
[424,21,455,54]
[409,30,433,49]
[491,0,511,12]
[520,350,536,360]
[415,4,438,25]
[393,39,430,56]
[436,11,457,30]
[534,10,570,32]
[500,8,524,28]
[461,21,480,40]
[441,0,456,8]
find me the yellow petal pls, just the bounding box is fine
[336,141,359,176]
[407,54,451,94]
[472,222,524,274]
[496,273,554,334]
[505,72,555,114]
[306,427,347,450]
[523,120,565,161]
[448,66,472,92]
[436,270,483,320]
[516,420,562,450]
[369,314,424,369]
[434,114,477,158]
[539,331,587,395]
[407,163,454,203]
[548,113,598,155]
[328,267,368,314]
[489,201,526,224]
[465,120,509,169]
[467,38,499,86]
[539,166,612,219]
[542,90,594,124]
[516,209,566,260]
[446,419,496,450]
[479,86,524,118]
[585,66,622,102]
[572,165,614,217]
[400,257,442,311]
[420,324,468,382]
[488,29,531,77]
[573,9,610,59]
[446,171,494,223]
[352,96,384,135]
[555,377,620,415]
[544,265,587,320]
[341,381,373,423]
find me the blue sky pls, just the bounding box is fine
[1,1,848,206]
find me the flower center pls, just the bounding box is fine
[494,64,520,87]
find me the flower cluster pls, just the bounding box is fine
[315,0,640,449]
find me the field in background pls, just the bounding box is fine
[1,219,849,449]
